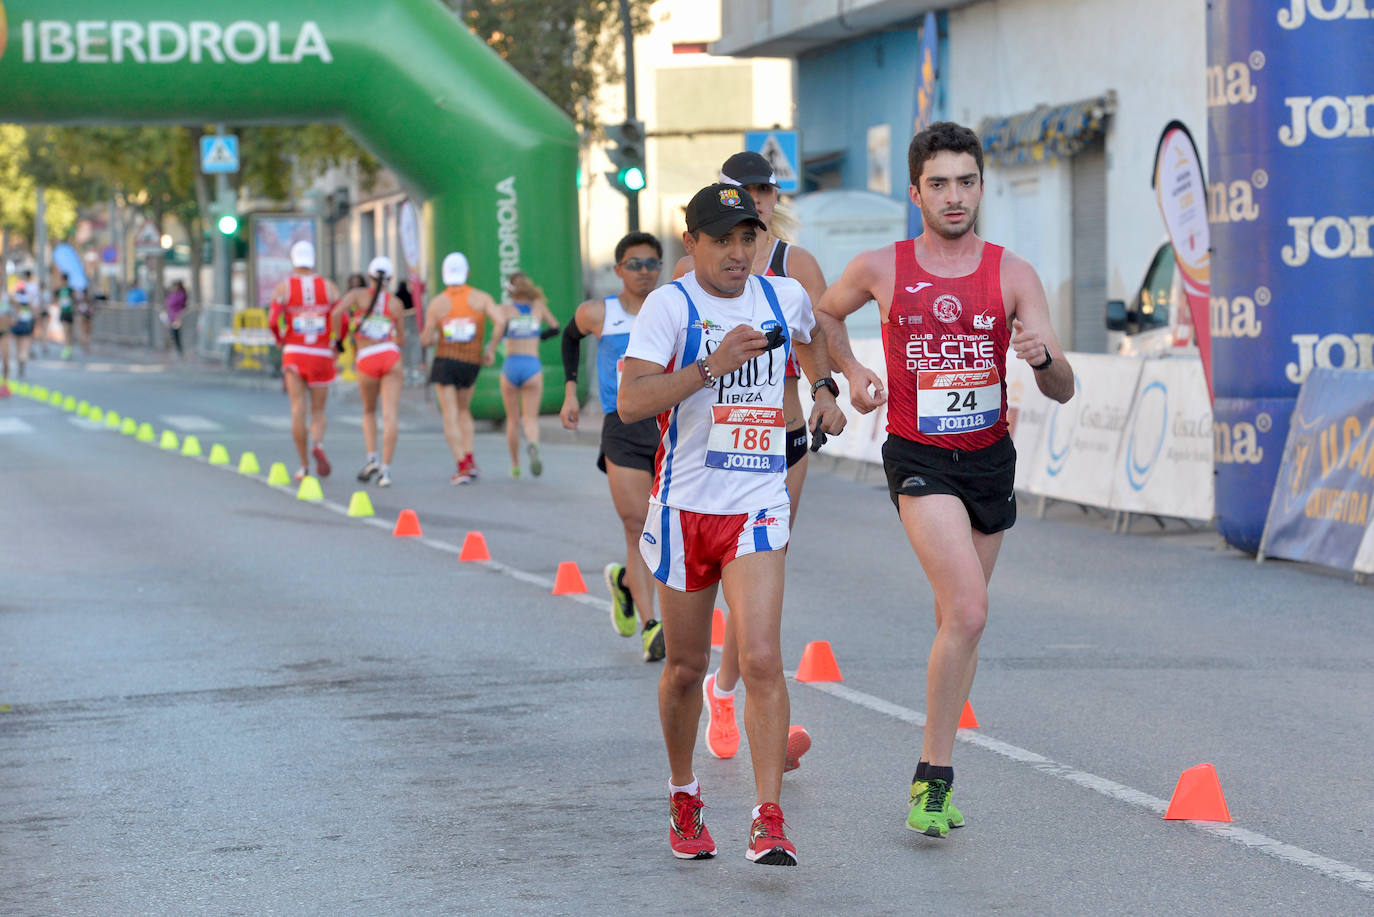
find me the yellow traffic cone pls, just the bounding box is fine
[208,444,231,466]
[238,452,262,475]
[347,491,375,517]
[159,430,179,451]
[267,462,291,486]
[136,422,156,442]
[297,476,324,501]
[181,435,203,457]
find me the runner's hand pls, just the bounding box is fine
[560,395,579,430]
[843,363,886,414]
[708,324,768,375]
[1011,318,1048,365]
[808,399,846,438]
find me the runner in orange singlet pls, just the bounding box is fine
[421,252,496,484]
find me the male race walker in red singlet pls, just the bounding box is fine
[269,240,341,482]
[816,122,1075,838]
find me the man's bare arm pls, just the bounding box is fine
[1003,253,1074,403]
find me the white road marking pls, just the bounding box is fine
[161,414,224,432]
[0,418,36,435]
[249,415,293,431]
[106,403,1374,898]
[802,680,1374,894]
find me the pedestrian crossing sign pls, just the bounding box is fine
[201,135,240,174]
[744,130,799,193]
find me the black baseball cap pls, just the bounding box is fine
[720,151,777,187]
[685,183,767,237]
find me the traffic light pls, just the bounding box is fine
[212,189,239,236]
[605,120,646,198]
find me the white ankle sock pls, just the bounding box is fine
[669,778,699,797]
[711,674,735,699]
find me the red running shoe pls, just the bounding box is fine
[783,725,811,773]
[669,789,717,860]
[746,802,797,866]
[312,444,331,478]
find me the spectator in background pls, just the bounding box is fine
[165,281,188,357]
[346,273,367,291]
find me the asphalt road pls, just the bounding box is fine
[3,356,1372,916]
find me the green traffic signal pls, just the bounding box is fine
[618,166,646,193]
[217,213,239,235]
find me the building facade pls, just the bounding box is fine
[715,0,1207,351]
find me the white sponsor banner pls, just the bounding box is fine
[1021,353,1143,509]
[1108,358,1214,520]
[1005,354,1048,490]
[1355,522,1374,576]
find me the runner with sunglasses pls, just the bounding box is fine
[561,232,667,662]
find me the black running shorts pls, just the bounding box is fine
[882,433,1017,535]
[429,356,481,389]
[598,410,659,474]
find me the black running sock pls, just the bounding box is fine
[642,619,657,632]
[927,765,954,787]
[615,566,627,590]
[914,761,930,783]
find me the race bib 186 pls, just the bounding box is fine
[705,405,785,473]
[917,367,1001,435]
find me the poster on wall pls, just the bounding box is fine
[251,216,317,311]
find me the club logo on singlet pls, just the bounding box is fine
[933,294,963,323]
[973,312,996,331]
[692,318,723,333]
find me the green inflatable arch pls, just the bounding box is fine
[0,0,581,417]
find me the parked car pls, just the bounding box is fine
[1106,241,1196,357]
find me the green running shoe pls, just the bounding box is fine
[604,563,636,637]
[906,778,962,837]
[642,619,665,662]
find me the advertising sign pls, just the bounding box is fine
[251,215,315,310]
[1151,121,1212,395]
[1108,358,1214,520]
[1260,368,1374,575]
[1207,2,1374,552]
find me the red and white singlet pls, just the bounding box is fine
[882,240,1010,451]
[278,275,335,356]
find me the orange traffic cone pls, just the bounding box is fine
[958,700,980,728]
[552,562,587,595]
[459,531,491,562]
[795,640,843,682]
[1163,763,1232,821]
[392,509,423,537]
[710,608,726,647]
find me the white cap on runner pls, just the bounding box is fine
[367,256,394,278]
[442,252,469,286]
[289,240,316,269]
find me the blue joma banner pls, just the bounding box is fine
[1260,369,1374,573]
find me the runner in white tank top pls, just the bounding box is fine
[618,183,845,867]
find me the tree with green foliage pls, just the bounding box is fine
[455,0,655,132]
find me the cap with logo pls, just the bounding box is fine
[685,183,767,237]
[442,252,469,286]
[367,255,394,278]
[719,151,777,188]
[289,240,316,269]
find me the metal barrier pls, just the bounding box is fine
[90,301,159,348]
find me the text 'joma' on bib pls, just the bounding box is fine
[705,405,785,473]
[917,367,1002,435]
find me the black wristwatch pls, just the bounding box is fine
[1031,345,1053,372]
[811,377,840,398]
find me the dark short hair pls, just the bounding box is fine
[615,231,662,263]
[909,121,984,186]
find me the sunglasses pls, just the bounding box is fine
[619,257,662,272]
